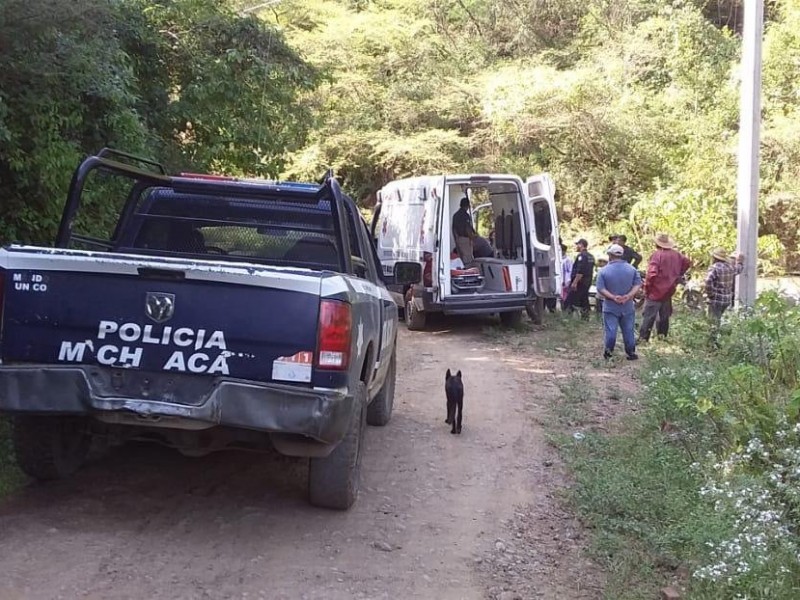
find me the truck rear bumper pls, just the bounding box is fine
[0,366,354,445]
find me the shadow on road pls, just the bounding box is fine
[0,441,319,525]
[401,312,521,335]
[0,409,435,531]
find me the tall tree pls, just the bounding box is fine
[0,0,318,244]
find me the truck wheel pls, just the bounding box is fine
[500,310,523,327]
[12,416,91,480]
[525,297,544,324]
[405,300,427,331]
[308,383,367,510]
[367,352,395,426]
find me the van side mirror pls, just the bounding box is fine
[392,261,422,286]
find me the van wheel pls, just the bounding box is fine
[12,416,91,480]
[367,352,395,426]
[406,300,427,330]
[500,310,523,327]
[525,297,544,324]
[308,383,366,510]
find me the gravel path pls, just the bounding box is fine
[0,318,602,600]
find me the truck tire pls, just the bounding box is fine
[12,416,91,480]
[500,309,523,328]
[525,297,544,325]
[405,300,427,331]
[367,351,395,426]
[308,383,367,510]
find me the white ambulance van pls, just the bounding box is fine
[371,173,562,330]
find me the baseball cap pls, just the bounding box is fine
[575,238,588,246]
[606,243,624,257]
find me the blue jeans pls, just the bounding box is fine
[603,311,637,356]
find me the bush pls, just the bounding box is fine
[564,292,800,598]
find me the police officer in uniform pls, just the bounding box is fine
[564,238,595,320]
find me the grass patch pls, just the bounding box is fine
[554,372,594,428]
[551,292,800,599]
[561,424,729,599]
[481,311,597,355]
[0,418,25,499]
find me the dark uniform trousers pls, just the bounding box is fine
[564,284,592,319]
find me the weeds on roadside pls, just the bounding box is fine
[554,373,593,427]
[482,312,597,356]
[558,291,800,599]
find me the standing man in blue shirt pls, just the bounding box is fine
[596,243,643,361]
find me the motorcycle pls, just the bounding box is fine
[678,272,705,310]
[633,269,646,310]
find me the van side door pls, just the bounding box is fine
[525,174,562,297]
[430,179,447,302]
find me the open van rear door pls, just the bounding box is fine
[525,174,562,297]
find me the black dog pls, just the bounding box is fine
[444,369,463,434]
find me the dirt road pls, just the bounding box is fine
[0,318,601,600]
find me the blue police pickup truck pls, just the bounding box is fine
[0,149,419,510]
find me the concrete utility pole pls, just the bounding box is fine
[735,0,765,307]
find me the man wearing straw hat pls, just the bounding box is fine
[705,247,745,322]
[638,233,692,343]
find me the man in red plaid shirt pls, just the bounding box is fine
[705,247,745,321]
[638,233,691,342]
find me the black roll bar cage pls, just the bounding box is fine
[55,148,354,274]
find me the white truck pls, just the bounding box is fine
[370,173,562,329]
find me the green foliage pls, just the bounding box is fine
[760,1,800,271]
[562,295,800,598]
[118,0,317,174]
[0,0,145,243]
[0,0,317,245]
[4,0,800,272]
[565,428,729,599]
[630,186,738,269]
[265,0,799,272]
[650,293,800,449]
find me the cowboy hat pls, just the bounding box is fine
[710,247,730,261]
[654,233,675,249]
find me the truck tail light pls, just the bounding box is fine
[317,300,352,370]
